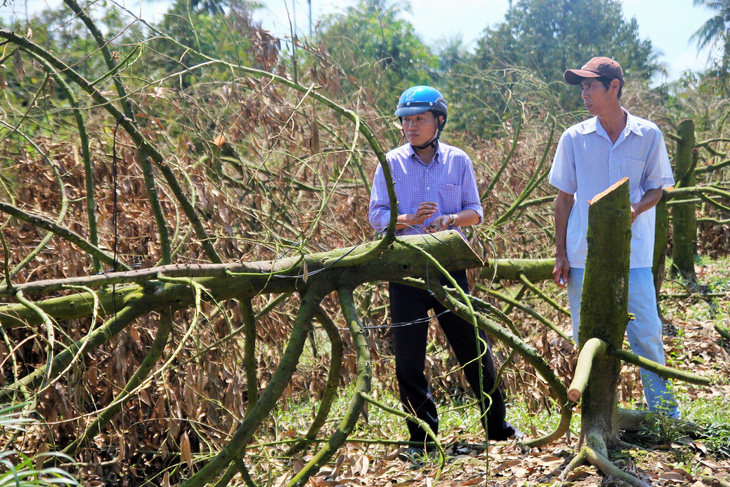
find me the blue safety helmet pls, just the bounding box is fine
[395,85,448,130]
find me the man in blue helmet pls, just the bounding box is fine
[369,86,521,461]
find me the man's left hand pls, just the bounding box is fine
[424,214,453,233]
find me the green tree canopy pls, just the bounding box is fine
[471,0,659,111]
[151,0,272,87]
[312,0,437,118]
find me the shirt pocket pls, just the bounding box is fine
[439,183,461,213]
[618,157,645,194]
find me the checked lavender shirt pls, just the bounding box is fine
[368,142,484,236]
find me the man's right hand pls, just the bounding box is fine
[409,201,437,225]
[553,190,574,288]
[553,255,570,288]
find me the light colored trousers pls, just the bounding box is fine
[567,267,680,418]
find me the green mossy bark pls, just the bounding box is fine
[578,178,631,455]
[568,338,608,403]
[241,298,259,414]
[653,194,669,297]
[481,258,554,282]
[0,232,481,328]
[671,119,697,280]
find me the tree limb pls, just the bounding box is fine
[568,338,608,403]
[610,347,712,385]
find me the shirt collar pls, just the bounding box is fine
[409,142,444,165]
[580,108,643,138]
[623,109,643,136]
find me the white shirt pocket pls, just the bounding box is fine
[619,156,645,198]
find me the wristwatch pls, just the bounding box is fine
[450,214,458,226]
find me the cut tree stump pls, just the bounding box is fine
[577,178,632,451]
[562,178,652,486]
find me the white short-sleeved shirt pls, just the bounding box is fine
[548,109,675,269]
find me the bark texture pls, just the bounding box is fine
[671,119,697,280]
[577,178,632,454]
[653,193,669,299]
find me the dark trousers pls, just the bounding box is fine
[389,271,515,443]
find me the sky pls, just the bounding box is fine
[1,0,722,84]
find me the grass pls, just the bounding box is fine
[269,376,581,457]
[0,403,80,487]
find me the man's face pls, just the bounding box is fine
[580,78,618,116]
[401,111,440,147]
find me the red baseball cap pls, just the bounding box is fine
[564,57,624,89]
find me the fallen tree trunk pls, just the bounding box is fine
[0,231,481,401]
[481,258,554,282]
[0,231,481,329]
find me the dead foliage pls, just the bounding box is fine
[0,18,728,486]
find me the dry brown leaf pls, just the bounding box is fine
[139,389,151,406]
[13,50,24,80]
[353,454,369,476]
[282,428,298,438]
[565,468,592,481]
[669,468,694,481]
[512,467,530,478]
[492,458,521,473]
[292,459,305,475]
[699,459,721,469]
[334,477,362,485]
[181,431,192,468]
[330,454,346,479]
[457,478,484,486]
[213,134,227,147]
[159,436,169,460]
[659,470,690,482]
[535,454,564,467]
[272,473,290,487]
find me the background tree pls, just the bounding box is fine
[434,34,469,77]
[691,0,730,93]
[311,0,437,120]
[150,0,273,87]
[468,0,660,115]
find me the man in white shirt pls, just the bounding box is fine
[549,57,680,418]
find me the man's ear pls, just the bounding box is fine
[610,79,621,92]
